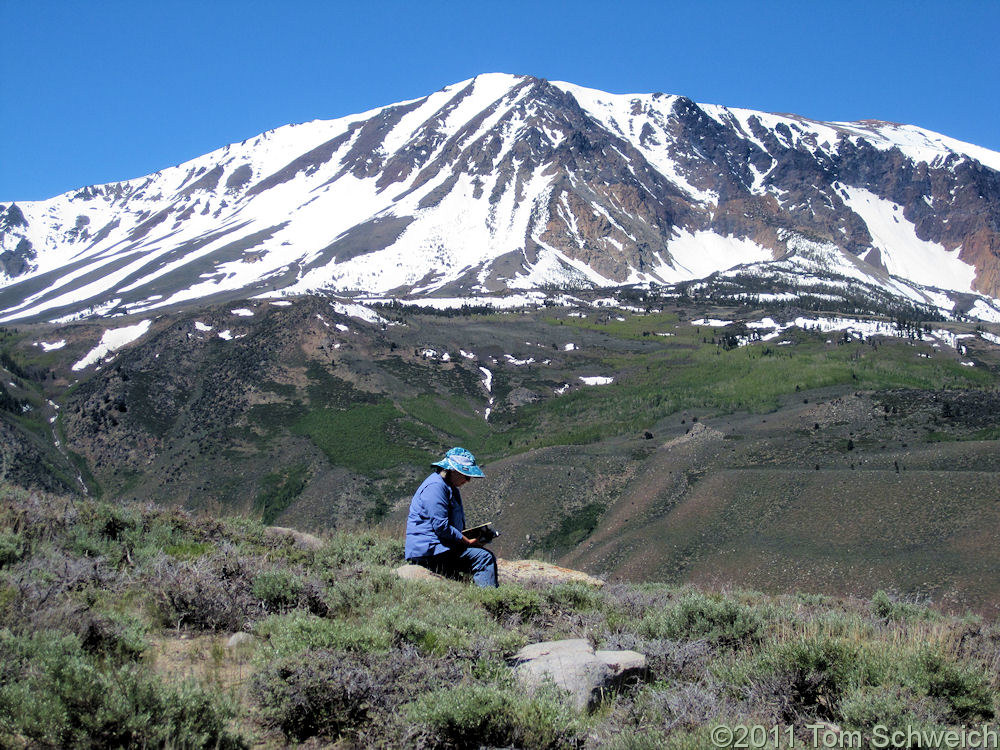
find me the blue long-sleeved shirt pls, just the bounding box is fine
[405,472,465,559]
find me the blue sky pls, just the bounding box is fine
[2,0,998,201]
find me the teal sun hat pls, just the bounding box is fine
[432,447,485,478]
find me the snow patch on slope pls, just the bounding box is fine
[72,319,152,371]
[840,186,976,293]
[654,230,772,282]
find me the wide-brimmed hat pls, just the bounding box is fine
[431,447,485,478]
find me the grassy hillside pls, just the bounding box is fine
[1,485,998,748]
[5,299,996,503]
[2,296,1000,614]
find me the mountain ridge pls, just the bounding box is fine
[2,73,999,324]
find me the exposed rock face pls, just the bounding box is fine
[395,558,605,588]
[511,638,647,711]
[505,387,539,408]
[0,238,35,279]
[498,558,604,587]
[2,74,999,323]
[0,205,35,280]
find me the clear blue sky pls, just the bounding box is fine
[2,0,998,202]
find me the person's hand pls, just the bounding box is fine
[462,535,482,547]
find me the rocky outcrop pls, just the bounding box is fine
[395,558,605,587]
[0,204,36,280]
[498,558,604,587]
[511,638,647,711]
[660,420,725,449]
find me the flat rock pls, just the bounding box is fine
[497,558,604,587]
[511,638,647,711]
[595,649,648,683]
[394,558,603,587]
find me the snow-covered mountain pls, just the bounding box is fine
[2,73,1000,323]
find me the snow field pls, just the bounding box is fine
[72,319,152,371]
[840,186,976,293]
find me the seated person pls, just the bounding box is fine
[405,447,498,588]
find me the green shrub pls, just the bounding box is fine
[540,502,605,551]
[0,582,15,618]
[730,636,859,722]
[794,592,832,606]
[252,647,465,744]
[319,532,404,569]
[600,727,725,750]
[472,585,543,621]
[324,573,379,614]
[254,463,310,525]
[92,502,142,541]
[377,608,450,654]
[0,629,244,748]
[839,685,937,730]
[325,566,401,614]
[599,730,670,750]
[374,602,489,655]
[163,540,214,559]
[404,683,582,749]
[291,402,431,473]
[906,649,996,723]
[544,582,606,612]
[0,531,24,567]
[871,590,937,623]
[251,568,304,611]
[373,588,526,656]
[733,636,997,726]
[72,608,149,661]
[223,516,267,546]
[808,608,875,640]
[253,611,392,657]
[252,649,380,741]
[641,591,765,646]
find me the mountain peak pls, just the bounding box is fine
[1,76,999,323]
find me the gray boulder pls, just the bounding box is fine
[512,638,647,711]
